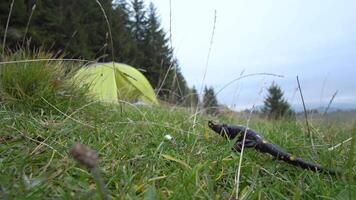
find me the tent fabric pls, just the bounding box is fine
[75,62,158,105]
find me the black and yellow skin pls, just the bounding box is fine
[208,121,339,175]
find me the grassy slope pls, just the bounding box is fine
[0,52,354,199]
[0,102,355,199]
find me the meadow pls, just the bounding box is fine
[0,51,355,199]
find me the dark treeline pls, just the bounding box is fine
[0,0,197,104]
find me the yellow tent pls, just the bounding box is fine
[75,62,158,105]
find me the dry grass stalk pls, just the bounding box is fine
[296,76,317,157]
[2,0,15,54]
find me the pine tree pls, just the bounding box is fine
[128,0,147,67]
[262,83,294,120]
[111,0,136,63]
[203,86,219,115]
[143,2,184,103]
[130,0,146,43]
[143,2,171,88]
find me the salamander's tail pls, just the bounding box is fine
[287,157,340,175]
[255,143,341,175]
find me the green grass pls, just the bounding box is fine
[0,52,355,199]
[0,49,88,112]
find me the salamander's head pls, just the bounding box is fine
[208,121,246,139]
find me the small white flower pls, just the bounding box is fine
[164,134,173,141]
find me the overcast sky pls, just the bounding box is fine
[152,0,356,110]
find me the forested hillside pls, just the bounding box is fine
[0,0,193,104]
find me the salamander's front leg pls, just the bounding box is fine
[233,139,258,152]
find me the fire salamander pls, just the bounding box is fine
[208,121,339,175]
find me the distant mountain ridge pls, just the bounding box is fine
[291,102,356,112]
[238,102,356,113]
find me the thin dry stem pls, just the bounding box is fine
[328,137,353,151]
[167,1,183,104]
[63,30,78,53]
[323,90,338,115]
[114,120,197,136]
[169,0,173,48]
[0,58,89,65]
[91,167,111,200]
[22,4,37,46]
[41,97,95,128]
[192,10,217,127]
[234,80,266,200]
[296,76,317,157]
[40,150,55,175]
[95,0,115,62]
[116,99,149,121]
[319,72,329,105]
[216,73,284,96]
[155,0,175,98]
[2,0,15,54]
[156,61,174,96]
[63,100,100,124]
[9,125,64,157]
[230,70,245,109]
[95,1,123,114]
[197,73,283,120]
[30,134,51,155]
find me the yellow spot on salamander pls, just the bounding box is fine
[289,156,296,161]
[262,140,268,144]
